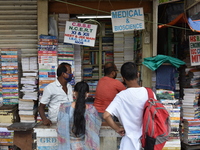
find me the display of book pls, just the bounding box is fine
[183,119,200,145]
[156,89,181,150]
[1,48,19,105]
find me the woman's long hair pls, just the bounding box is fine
[72,81,89,137]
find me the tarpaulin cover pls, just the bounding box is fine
[142,55,185,71]
[187,12,200,32]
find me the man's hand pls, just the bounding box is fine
[116,127,125,136]
[42,118,52,126]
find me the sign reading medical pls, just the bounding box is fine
[189,35,200,66]
[64,21,97,47]
[111,7,145,33]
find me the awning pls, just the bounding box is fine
[158,12,200,32]
[158,13,187,28]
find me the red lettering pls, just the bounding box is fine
[191,49,197,54]
[191,55,200,63]
[71,22,91,28]
[190,36,196,42]
[64,34,74,37]
[86,37,95,40]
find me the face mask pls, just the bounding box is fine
[65,74,73,82]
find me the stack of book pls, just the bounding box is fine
[87,81,98,98]
[38,35,58,92]
[1,48,19,105]
[156,89,181,150]
[182,88,200,120]
[19,56,38,123]
[0,49,2,106]
[73,45,82,83]
[189,68,200,88]
[124,31,134,62]
[113,33,124,81]
[0,127,14,147]
[37,35,58,123]
[18,99,37,123]
[102,50,113,64]
[183,119,200,145]
[21,56,38,101]
[58,43,75,86]
[0,105,19,125]
[58,14,70,43]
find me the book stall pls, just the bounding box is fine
[180,68,200,150]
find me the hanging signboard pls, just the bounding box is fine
[111,7,145,33]
[189,35,200,66]
[64,21,97,47]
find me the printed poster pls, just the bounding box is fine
[64,21,97,47]
[189,35,200,66]
[111,7,145,33]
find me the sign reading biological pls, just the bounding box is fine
[189,35,200,66]
[64,21,97,47]
[111,7,145,33]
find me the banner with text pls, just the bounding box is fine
[111,7,145,33]
[64,21,97,47]
[189,35,200,66]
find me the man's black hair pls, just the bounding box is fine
[121,62,138,81]
[104,62,117,76]
[57,62,71,77]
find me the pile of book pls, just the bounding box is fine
[1,48,19,105]
[18,99,37,123]
[37,35,58,122]
[19,56,38,123]
[156,89,181,150]
[183,119,200,145]
[57,43,75,86]
[38,35,58,92]
[58,14,69,43]
[182,88,200,120]
[113,32,124,81]
[73,45,82,83]
[0,49,2,106]
[0,127,14,148]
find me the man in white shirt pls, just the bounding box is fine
[103,62,150,150]
[38,62,73,126]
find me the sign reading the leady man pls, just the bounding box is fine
[111,7,145,33]
[64,21,97,47]
[189,35,200,66]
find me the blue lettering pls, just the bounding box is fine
[83,33,89,36]
[78,32,81,35]
[39,138,57,143]
[111,11,118,18]
[118,11,122,18]
[114,23,143,31]
[134,10,138,16]
[138,9,142,16]
[112,9,143,18]
[122,11,126,18]
[71,31,76,34]
[129,10,133,17]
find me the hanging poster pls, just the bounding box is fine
[111,7,145,33]
[64,21,97,47]
[189,35,200,66]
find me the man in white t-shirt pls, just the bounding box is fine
[38,62,73,126]
[103,62,151,150]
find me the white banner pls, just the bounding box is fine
[64,21,97,47]
[111,7,145,33]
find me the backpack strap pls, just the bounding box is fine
[145,87,154,99]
